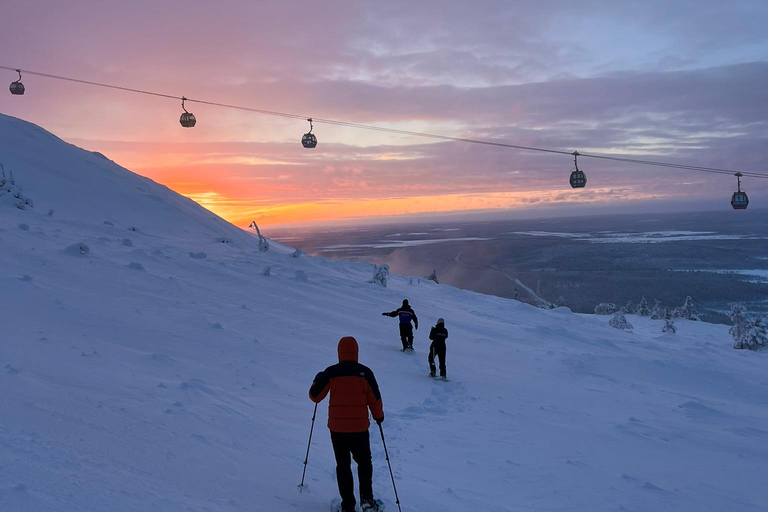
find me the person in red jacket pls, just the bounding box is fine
[309,336,384,512]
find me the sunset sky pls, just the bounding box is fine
[2,1,767,227]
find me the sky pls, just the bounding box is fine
[1,0,767,227]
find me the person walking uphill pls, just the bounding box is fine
[382,299,418,351]
[309,336,384,512]
[428,318,448,379]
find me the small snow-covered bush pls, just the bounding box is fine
[650,300,664,320]
[122,238,134,247]
[369,264,390,287]
[740,318,768,350]
[249,221,270,252]
[732,303,767,350]
[673,296,699,321]
[425,269,439,284]
[729,303,749,346]
[127,262,145,271]
[662,318,677,333]
[292,249,304,258]
[595,303,618,315]
[1,165,34,210]
[609,312,633,330]
[263,266,271,277]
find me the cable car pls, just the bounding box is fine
[731,172,749,210]
[302,118,317,148]
[569,151,587,188]
[9,69,24,95]
[179,97,196,128]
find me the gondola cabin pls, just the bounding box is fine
[9,81,25,95]
[731,172,748,210]
[9,70,24,95]
[179,112,197,128]
[731,191,749,210]
[301,132,317,148]
[569,169,587,188]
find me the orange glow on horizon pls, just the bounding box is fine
[175,187,671,228]
[82,141,675,229]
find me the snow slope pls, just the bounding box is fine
[1,113,767,512]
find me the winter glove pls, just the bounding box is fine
[381,312,388,316]
[374,415,384,425]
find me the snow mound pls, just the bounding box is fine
[0,113,258,246]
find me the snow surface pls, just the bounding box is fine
[2,113,768,512]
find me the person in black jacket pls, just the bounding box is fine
[428,318,448,378]
[382,299,418,351]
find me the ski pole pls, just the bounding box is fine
[378,422,403,512]
[298,403,318,493]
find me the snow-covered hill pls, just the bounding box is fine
[1,112,767,512]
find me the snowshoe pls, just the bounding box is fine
[361,498,385,511]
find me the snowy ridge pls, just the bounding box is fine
[1,113,767,512]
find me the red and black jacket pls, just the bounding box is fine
[309,336,384,433]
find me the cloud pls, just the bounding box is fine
[2,1,767,225]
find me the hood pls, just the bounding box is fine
[337,336,359,362]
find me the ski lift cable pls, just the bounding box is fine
[2,65,768,180]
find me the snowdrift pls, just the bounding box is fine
[1,113,767,512]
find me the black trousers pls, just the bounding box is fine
[429,341,446,376]
[330,430,373,511]
[399,323,414,350]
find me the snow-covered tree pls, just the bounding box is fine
[249,221,269,252]
[730,304,766,350]
[623,300,635,314]
[650,300,664,320]
[369,264,390,287]
[425,269,439,284]
[512,288,521,301]
[675,296,699,321]
[738,318,768,350]
[609,311,633,330]
[292,249,303,258]
[594,303,618,315]
[554,296,566,308]
[729,303,749,346]
[636,297,650,316]
[0,164,34,210]
[662,317,677,333]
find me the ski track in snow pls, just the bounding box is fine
[1,113,768,512]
